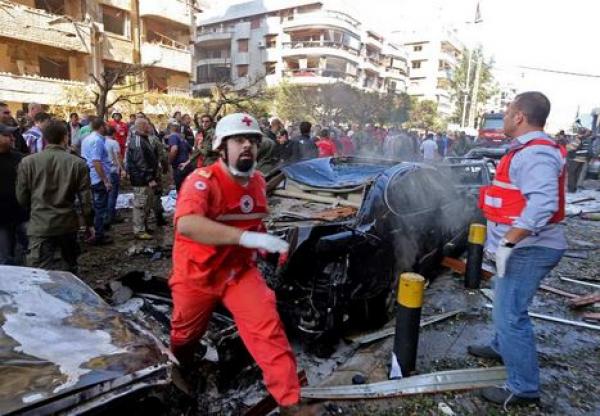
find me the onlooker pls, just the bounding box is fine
[104,126,125,225]
[291,121,318,161]
[0,124,28,265]
[71,116,91,155]
[23,112,51,154]
[81,117,113,245]
[167,121,191,190]
[316,129,338,157]
[180,113,195,148]
[194,113,218,166]
[338,130,355,156]
[566,133,586,193]
[126,118,159,240]
[0,102,28,153]
[16,120,94,272]
[108,112,129,155]
[25,102,43,129]
[420,133,438,161]
[257,131,277,174]
[149,124,168,227]
[67,112,81,144]
[274,129,294,164]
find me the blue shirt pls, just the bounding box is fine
[486,131,568,252]
[167,132,190,168]
[81,132,111,185]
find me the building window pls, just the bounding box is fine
[238,39,249,52]
[39,56,69,80]
[250,17,261,29]
[413,45,423,52]
[34,0,65,15]
[102,5,128,37]
[411,61,422,69]
[237,65,248,77]
[265,62,276,75]
[265,35,277,48]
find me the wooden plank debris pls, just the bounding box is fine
[568,293,600,309]
[300,366,507,400]
[560,276,600,290]
[582,312,600,322]
[482,304,600,331]
[272,189,361,209]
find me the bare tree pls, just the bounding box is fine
[210,74,271,118]
[90,64,148,119]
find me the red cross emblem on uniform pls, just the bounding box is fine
[241,116,253,127]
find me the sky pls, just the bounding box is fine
[212,0,600,132]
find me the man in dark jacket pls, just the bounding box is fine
[290,121,318,162]
[0,124,28,264]
[16,120,94,272]
[126,117,159,240]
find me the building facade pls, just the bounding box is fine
[0,0,200,113]
[393,27,463,118]
[193,0,408,97]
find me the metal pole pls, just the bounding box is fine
[391,273,425,378]
[460,48,473,128]
[468,54,483,128]
[465,223,486,289]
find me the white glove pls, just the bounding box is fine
[239,231,289,253]
[494,244,513,278]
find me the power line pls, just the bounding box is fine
[517,66,600,79]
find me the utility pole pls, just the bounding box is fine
[461,0,483,128]
[468,53,482,128]
[460,49,472,128]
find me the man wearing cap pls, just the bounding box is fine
[0,124,28,264]
[170,113,305,413]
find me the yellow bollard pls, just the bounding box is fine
[465,223,486,289]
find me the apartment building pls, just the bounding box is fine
[0,0,199,113]
[392,27,463,118]
[193,0,409,97]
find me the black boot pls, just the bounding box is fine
[467,344,503,362]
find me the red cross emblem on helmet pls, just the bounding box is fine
[241,116,253,127]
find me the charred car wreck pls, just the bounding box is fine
[262,157,487,347]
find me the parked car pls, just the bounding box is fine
[262,157,488,348]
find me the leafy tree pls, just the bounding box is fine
[449,47,497,125]
[406,99,440,131]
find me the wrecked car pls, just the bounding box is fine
[262,157,486,346]
[0,266,175,416]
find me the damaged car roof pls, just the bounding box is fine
[0,266,171,415]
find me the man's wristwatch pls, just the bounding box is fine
[499,237,516,248]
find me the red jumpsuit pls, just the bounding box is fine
[108,119,129,155]
[170,160,300,406]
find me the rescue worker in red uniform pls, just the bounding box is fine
[169,113,304,411]
[469,92,567,409]
[108,112,129,155]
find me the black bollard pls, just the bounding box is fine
[391,272,425,378]
[465,223,486,289]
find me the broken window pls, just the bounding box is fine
[34,0,65,15]
[265,62,276,75]
[265,35,277,48]
[238,39,249,52]
[39,56,69,80]
[237,64,248,77]
[102,5,128,37]
[197,64,231,83]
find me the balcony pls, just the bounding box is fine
[233,52,249,66]
[0,72,87,105]
[102,34,135,64]
[99,0,131,10]
[282,10,361,35]
[0,2,91,53]
[281,41,361,63]
[197,28,233,43]
[139,0,191,27]
[440,50,458,67]
[262,48,280,62]
[196,57,231,66]
[141,42,191,73]
[282,68,358,86]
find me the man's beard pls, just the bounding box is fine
[235,157,254,172]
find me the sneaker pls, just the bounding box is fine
[467,344,503,362]
[480,386,540,410]
[135,232,153,241]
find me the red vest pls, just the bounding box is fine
[172,162,268,282]
[479,139,566,225]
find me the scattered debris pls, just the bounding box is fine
[300,366,507,400]
[560,276,600,290]
[569,293,600,309]
[582,312,600,322]
[483,304,600,331]
[539,284,578,299]
[438,402,456,416]
[581,213,600,221]
[352,374,367,385]
[564,250,590,259]
[441,256,493,279]
[348,309,464,345]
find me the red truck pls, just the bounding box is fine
[475,112,509,147]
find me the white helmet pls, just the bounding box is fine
[213,113,263,151]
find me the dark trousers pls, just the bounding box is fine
[174,168,189,191]
[106,171,120,223]
[567,159,585,193]
[91,182,108,239]
[0,223,28,265]
[26,233,80,273]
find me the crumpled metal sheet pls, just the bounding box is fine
[0,266,169,415]
[281,157,397,189]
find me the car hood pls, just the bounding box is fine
[0,266,170,415]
